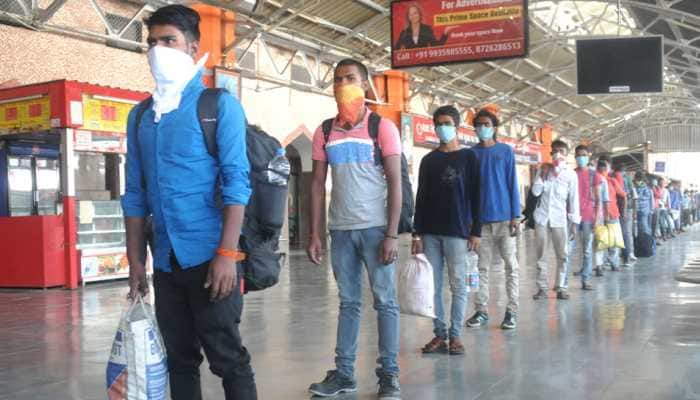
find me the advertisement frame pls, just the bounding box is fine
[390,0,530,70]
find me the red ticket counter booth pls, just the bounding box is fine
[0,80,147,288]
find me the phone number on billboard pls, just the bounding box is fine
[412,41,522,59]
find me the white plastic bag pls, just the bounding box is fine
[397,254,436,318]
[107,295,168,400]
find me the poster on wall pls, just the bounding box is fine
[403,113,541,164]
[655,161,666,173]
[73,130,126,153]
[81,95,133,134]
[0,96,51,133]
[81,252,129,280]
[391,0,529,69]
[408,113,477,148]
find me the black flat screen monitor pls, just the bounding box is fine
[576,36,663,95]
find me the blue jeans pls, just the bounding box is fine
[659,209,672,237]
[569,222,594,284]
[330,227,400,379]
[637,211,651,236]
[423,235,469,339]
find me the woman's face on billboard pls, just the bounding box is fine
[408,6,421,24]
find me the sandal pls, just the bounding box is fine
[449,338,465,355]
[421,337,447,354]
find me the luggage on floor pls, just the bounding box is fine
[107,295,168,400]
[634,232,656,258]
[397,254,435,319]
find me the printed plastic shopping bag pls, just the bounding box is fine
[107,295,168,400]
[397,254,435,319]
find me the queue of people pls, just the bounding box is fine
[123,6,696,399]
[302,58,697,397]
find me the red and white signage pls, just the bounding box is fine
[404,113,541,164]
[391,0,529,68]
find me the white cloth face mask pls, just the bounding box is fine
[147,46,208,122]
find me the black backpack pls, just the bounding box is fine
[322,112,414,234]
[134,88,287,292]
[521,188,541,230]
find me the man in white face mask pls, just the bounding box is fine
[531,140,580,300]
[121,5,257,399]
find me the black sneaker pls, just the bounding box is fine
[309,370,357,397]
[378,375,401,399]
[532,289,547,300]
[595,267,604,277]
[556,290,570,300]
[501,310,517,330]
[466,311,489,327]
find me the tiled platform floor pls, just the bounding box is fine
[2,226,700,399]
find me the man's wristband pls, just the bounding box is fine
[385,234,399,240]
[216,248,246,262]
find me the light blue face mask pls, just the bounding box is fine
[576,156,589,168]
[476,126,494,141]
[436,125,457,144]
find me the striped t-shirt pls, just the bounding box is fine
[312,108,402,231]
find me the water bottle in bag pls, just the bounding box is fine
[466,251,479,292]
[265,148,290,186]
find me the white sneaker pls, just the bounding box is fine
[630,255,638,262]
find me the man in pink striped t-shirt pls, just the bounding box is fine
[306,59,403,399]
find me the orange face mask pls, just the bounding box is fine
[334,84,366,125]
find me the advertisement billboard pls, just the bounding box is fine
[391,0,529,69]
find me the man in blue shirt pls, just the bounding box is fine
[121,5,256,399]
[466,108,521,330]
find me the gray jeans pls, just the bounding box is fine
[535,223,569,291]
[475,221,520,314]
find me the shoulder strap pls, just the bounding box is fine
[134,97,152,190]
[322,118,334,147]
[197,88,224,158]
[367,112,383,165]
[367,112,381,141]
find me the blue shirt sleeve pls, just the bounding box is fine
[216,93,252,206]
[506,146,521,219]
[121,105,148,217]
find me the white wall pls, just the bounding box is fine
[647,152,700,187]
[0,1,153,92]
[240,77,336,148]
